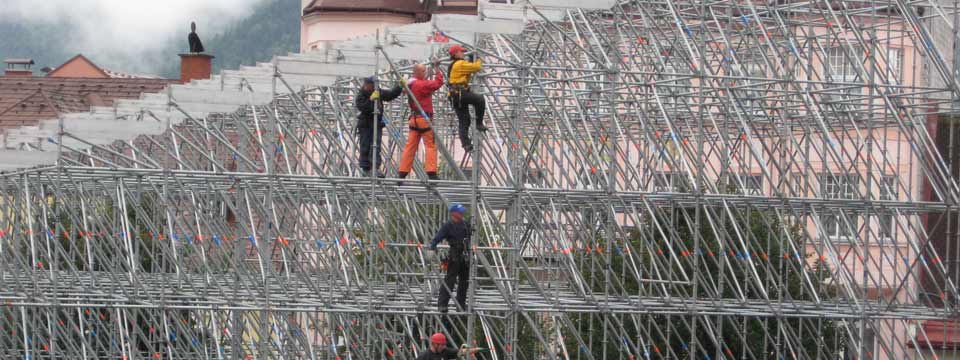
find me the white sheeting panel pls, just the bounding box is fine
[274,56,376,77]
[434,14,525,35]
[0,150,58,170]
[170,86,274,106]
[480,2,565,21]
[528,0,616,10]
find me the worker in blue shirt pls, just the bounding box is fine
[429,203,471,312]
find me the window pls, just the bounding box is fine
[525,168,547,188]
[878,176,898,240]
[653,171,684,192]
[722,173,763,195]
[748,62,766,79]
[885,48,903,85]
[826,46,862,94]
[790,173,805,197]
[820,174,860,238]
[739,62,767,117]
[577,168,605,190]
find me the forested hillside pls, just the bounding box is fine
[161,0,301,76]
[0,0,300,78]
[0,21,74,73]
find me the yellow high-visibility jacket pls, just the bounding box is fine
[448,59,482,85]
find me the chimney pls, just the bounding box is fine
[4,58,35,77]
[178,54,214,84]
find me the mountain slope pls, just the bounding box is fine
[0,21,76,73]
[0,0,301,78]
[162,0,301,77]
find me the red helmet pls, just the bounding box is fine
[431,332,447,345]
[448,45,466,56]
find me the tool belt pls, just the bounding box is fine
[445,244,469,263]
[447,83,471,97]
[408,115,432,133]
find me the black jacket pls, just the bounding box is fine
[355,85,403,128]
[430,220,471,259]
[416,347,459,360]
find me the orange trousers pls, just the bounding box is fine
[399,115,438,173]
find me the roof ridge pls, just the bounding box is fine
[47,54,110,78]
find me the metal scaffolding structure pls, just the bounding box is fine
[2,0,960,358]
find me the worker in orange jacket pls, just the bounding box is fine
[399,63,444,180]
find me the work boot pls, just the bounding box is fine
[476,124,488,132]
[463,144,474,153]
[397,171,409,186]
[427,172,439,181]
[438,304,448,313]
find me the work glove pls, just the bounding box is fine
[399,78,407,87]
[467,53,476,62]
[459,344,481,356]
[370,90,380,100]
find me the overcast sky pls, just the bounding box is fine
[1,0,268,74]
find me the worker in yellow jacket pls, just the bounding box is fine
[446,45,488,153]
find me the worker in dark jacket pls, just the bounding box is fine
[355,76,403,177]
[416,333,479,360]
[446,45,487,153]
[429,203,472,312]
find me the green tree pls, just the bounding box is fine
[564,205,840,359]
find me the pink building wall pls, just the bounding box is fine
[301,12,417,53]
[294,5,949,358]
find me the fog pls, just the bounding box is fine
[0,0,267,75]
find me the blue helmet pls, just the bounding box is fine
[449,203,466,214]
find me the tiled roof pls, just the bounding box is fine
[0,77,174,130]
